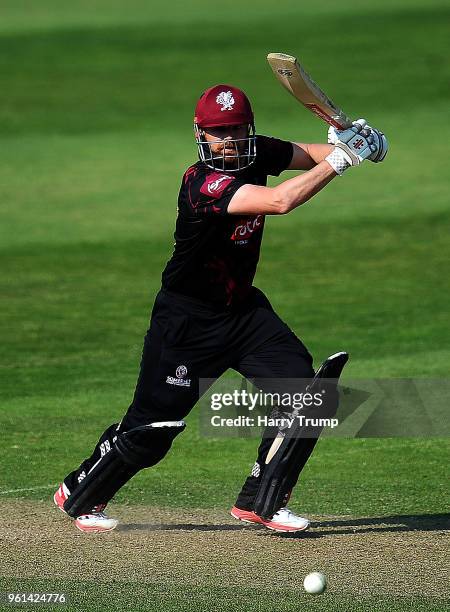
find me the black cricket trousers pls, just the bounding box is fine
[64,287,317,510]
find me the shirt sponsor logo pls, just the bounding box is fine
[231,214,264,244]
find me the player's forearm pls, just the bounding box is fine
[272,160,336,213]
[302,143,334,165]
[227,157,337,216]
[289,143,334,169]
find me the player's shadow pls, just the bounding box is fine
[118,513,449,535]
[268,513,450,539]
[118,523,247,532]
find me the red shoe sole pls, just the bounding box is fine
[231,506,309,533]
[230,507,265,525]
[53,490,67,513]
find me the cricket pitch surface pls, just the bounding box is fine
[1,500,448,611]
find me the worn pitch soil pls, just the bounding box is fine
[0,500,448,600]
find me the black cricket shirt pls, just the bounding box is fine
[161,135,293,307]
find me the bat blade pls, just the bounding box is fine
[267,52,352,129]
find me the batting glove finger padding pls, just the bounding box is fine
[352,118,367,132]
[367,128,388,162]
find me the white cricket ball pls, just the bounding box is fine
[303,571,327,595]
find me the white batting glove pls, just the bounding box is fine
[327,125,340,145]
[325,119,377,175]
[327,119,370,145]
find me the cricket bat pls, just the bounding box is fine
[267,52,353,129]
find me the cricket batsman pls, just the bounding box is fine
[54,84,387,533]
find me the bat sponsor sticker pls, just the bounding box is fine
[306,104,344,129]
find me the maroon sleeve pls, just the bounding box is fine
[184,167,245,216]
[255,135,293,176]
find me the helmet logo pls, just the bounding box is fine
[216,91,235,111]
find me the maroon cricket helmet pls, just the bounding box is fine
[194,84,254,128]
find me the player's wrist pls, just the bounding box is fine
[325,148,351,176]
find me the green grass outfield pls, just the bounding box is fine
[0,1,449,611]
[0,579,447,612]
